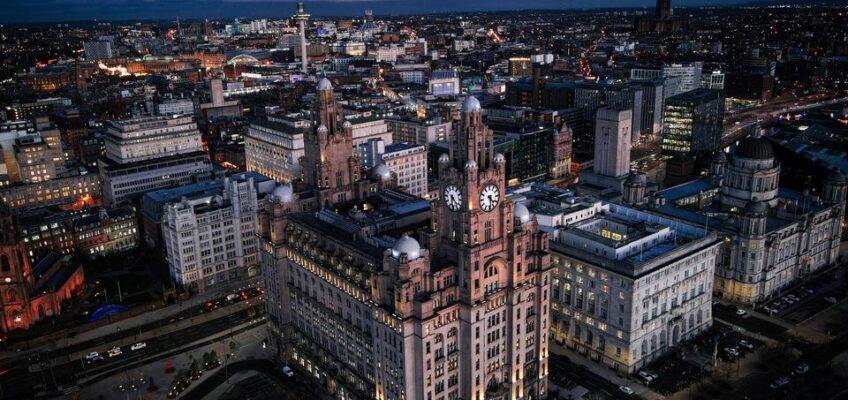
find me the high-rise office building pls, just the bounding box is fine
[661,89,725,156]
[245,115,310,183]
[98,115,213,205]
[577,107,633,201]
[380,143,428,198]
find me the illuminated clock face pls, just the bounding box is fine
[479,184,500,212]
[443,185,462,212]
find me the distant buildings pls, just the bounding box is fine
[578,107,633,201]
[386,113,451,145]
[661,88,725,156]
[162,174,262,293]
[83,40,114,61]
[380,142,428,197]
[19,206,138,262]
[245,115,310,183]
[429,69,460,95]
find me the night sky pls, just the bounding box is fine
[2,0,775,24]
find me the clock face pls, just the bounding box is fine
[443,184,462,212]
[479,183,500,212]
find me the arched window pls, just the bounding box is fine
[1,255,10,272]
[7,288,15,303]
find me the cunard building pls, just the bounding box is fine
[258,92,553,400]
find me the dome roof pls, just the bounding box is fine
[462,96,481,113]
[826,168,846,183]
[625,172,645,186]
[464,160,478,170]
[342,120,352,129]
[272,183,294,203]
[372,163,392,181]
[514,203,532,224]
[744,199,768,216]
[317,124,328,134]
[391,235,421,261]
[711,151,727,163]
[317,77,333,91]
[438,153,450,164]
[735,137,774,160]
[494,153,506,164]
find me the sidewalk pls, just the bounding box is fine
[549,343,664,400]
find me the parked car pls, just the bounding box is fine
[107,346,122,357]
[770,377,790,389]
[131,342,147,351]
[638,371,653,383]
[735,308,747,316]
[619,386,634,395]
[645,370,659,380]
[739,340,754,350]
[794,363,809,375]
[824,297,837,304]
[282,366,294,377]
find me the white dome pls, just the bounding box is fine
[462,96,481,112]
[438,153,450,164]
[272,183,294,203]
[372,164,392,181]
[464,160,478,170]
[494,153,505,164]
[514,203,532,224]
[342,120,352,129]
[317,124,328,134]
[317,77,333,91]
[391,235,421,261]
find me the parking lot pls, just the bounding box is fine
[757,267,846,324]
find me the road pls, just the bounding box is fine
[0,307,262,399]
[180,359,323,400]
[549,352,642,400]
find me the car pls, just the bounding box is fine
[824,297,837,304]
[131,342,147,351]
[735,309,747,316]
[739,340,754,350]
[637,371,653,383]
[646,370,659,380]
[804,288,814,295]
[619,386,634,395]
[282,366,294,377]
[108,346,122,357]
[724,347,740,357]
[794,363,809,375]
[770,377,790,389]
[85,351,102,362]
[788,294,799,301]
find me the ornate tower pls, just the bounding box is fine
[428,96,552,400]
[299,78,362,208]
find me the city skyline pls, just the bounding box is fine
[1,0,821,24]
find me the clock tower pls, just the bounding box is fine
[426,95,552,399]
